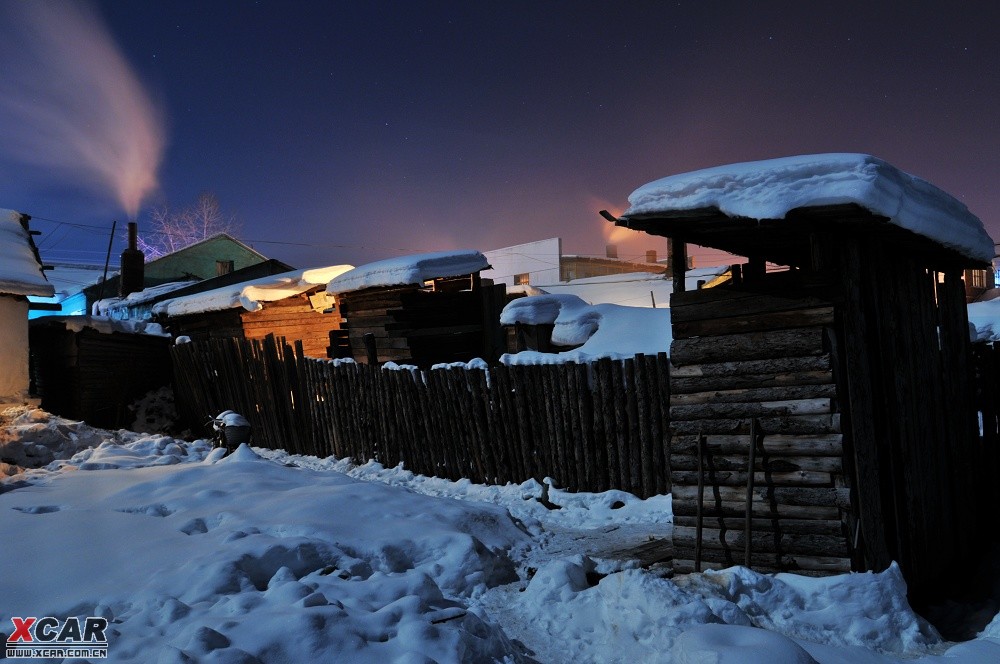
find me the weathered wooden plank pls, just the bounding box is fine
[673,484,851,508]
[668,355,832,378]
[674,526,850,558]
[672,370,834,394]
[673,307,835,339]
[672,328,825,366]
[674,516,845,537]
[669,288,834,324]
[671,469,833,487]
[670,414,840,436]
[672,434,843,457]
[672,551,852,574]
[671,453,843,473]
[670,383,837,406]
[672,498,841,520]
[670,398,831,421]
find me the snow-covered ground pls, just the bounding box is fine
[3,407,1000,663]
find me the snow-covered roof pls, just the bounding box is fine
[326,250,490,295]
[500,293,671,364]
[623,153,994,263]
[533,266,729,308]
[153,265,353,317]
[0,209,55,297]
[93,279,199,316]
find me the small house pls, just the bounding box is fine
[611,153,994,603]
[326,250,507,367]
[1,210,55,403]
[74,233,279,315]
[153,265,353,359]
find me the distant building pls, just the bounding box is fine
[482,237,674,287]
[964,266,996,302]
[35,233,277,318]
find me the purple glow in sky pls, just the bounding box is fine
[0,1,996,270]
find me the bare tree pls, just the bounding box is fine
[137,192,242,258]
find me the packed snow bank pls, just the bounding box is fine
[5,411,1000,663]
[327,250,490,294]
[1,420,529,662]
[623,154,994,264]
[499,293,671,364]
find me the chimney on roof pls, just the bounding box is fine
[646,249,657,263]
[119,221,144,298]
[606,244,618,259]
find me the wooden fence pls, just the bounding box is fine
[170,336,671,497]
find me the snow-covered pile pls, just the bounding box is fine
[153,264,354,317]
[623,154,994,264]
[327,250,490,295]
[4,410,1000,662]
[499,293,671,364]
[0,209,55,297]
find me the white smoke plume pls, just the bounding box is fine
[0,1,166,217]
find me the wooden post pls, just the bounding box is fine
[672,239,687,294]
[363,333,378,366]
[745,418,758,567]
[695,430,705,572]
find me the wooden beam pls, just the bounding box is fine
[672,239,687,294]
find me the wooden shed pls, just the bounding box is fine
[611,154,995,603]
[327,250,507,367]
[29,317,173,428]
[154,265,352,359]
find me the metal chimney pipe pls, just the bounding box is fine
[119,221,145,298]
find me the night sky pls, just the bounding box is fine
[1,1,997,270]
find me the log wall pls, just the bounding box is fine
[164,289,343,360]
[668,281,854,576]
[337,283,507,367]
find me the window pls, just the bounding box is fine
[514,273,530,285]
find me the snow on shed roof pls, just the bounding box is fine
[326,250,490,295]
[623,153,994,264]
[1,209,55,297]
[153,264,353,317]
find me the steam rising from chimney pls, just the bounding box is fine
[0,1,166,217]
